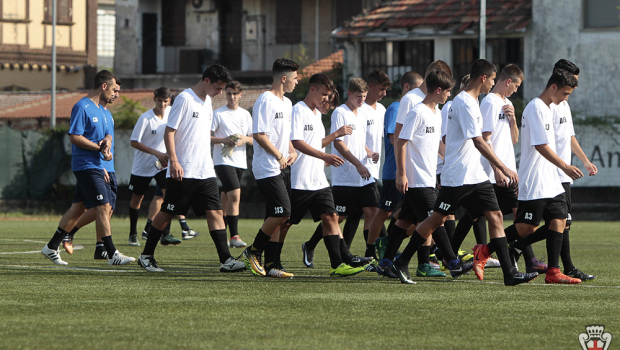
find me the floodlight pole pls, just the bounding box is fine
[479,0,486,59]
[51,0,57,129]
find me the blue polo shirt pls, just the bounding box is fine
[102,107,115,173]
[382,101,399,180]
[68,97,109,171]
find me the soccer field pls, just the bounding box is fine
[0,217,618,349]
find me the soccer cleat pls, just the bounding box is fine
[330,263,365,277]
[416,263,447,277]
[565,268,595,281]
[376,259,398,278]
[364,262,378,272]
[243,247,266,276]
[160,234,182,246]
[526,258,548,274]
[219,257,246,272]
[128,234,140,246]
[62,233,74,254]
[41,245,68,265]
[301,242,314,268]
[429,261,441,270]
[138,254,164,272]
[108,250,136,265]
[229,235,247,248]
[375,237,388,261]
[392,260,416,284]
[504,271,539,286]
[448,259,474,279]
[545,267,581,284]
[458,249,474,262]
[266,267,294,279]
[181,229,199,240]
[141,230,148,240]
[472,244,491,280]
[485,256,501,268]
[93,248,108,260]
[345,255,374,268]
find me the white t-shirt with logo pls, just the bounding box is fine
[130,107,170,177]
[442,91,489,186]
[166,89,216,180]
[518,98,564,200]
[211,105,252,169]
[330,104,374,187]
[399,103,441,188]
[480,93,517,183]
[251,91,293,180]
[290,101,329,191]
[552,101,576,184]
[361,102,386,179]
[395,88,425,125]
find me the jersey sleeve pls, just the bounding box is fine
[399,107,421,141]
[68,104,86,136]
[480,97,501,133]
[384,104,398,136]
[167,95,187,130]
[290,106,304,141]
[331,108,346,140]
[253,96,271,134]
[130,113,149,142]
[459,101,483,139]
[244,110,253,136]
[395,97,411,125]
[211,110,221,133]
[440,102,451,137]
[528,105,551,146]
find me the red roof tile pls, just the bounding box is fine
[299,50,344,78]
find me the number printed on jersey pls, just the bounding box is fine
[274,206,284,214]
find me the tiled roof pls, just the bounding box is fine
[333,0,531,38]
[299,50,344,78]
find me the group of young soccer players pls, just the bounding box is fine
[40,55,597,286]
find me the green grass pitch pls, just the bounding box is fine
[0,217,618,349]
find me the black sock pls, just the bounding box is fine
[179,219,190,231]
[276,242,284,266]
[129,207,139,236]
[522,245,537,269]
[226,215,239,238]
[491,236,516,277]
[143,226,163,255]
[143,219,152,235]
[546,229,564,269]
[339,238,354,261]
[399,231,427,265]
[515,225,548,250]
[432,226,457,260]
[473,216,487,245]
[444,219,456,242]
[560,227,575,272]
[250,229,271,253]
[379,224,387,238]
[209,229,231,263]
[163,222,170,236]
[387,217,397,234]
[306,223,323,250]
[504,224,519,242]
[223,215,229,228]
[452,215,473,255]
[417,245,430,265]
[365,244,375,258]
[69,226,79,236]
[342,212,361,248]
[101,236,116,259]
[48,227,68,250]
[95,241,104,250]
[324,235,342,269]
[384,225,408,261]
[264,241,279,270]
[363,229,369,243]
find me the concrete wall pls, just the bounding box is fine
[114,0,141,77]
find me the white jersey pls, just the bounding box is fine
[361,102,386,179]
[399,103,441,188]
[290,101,329,191]
[480,93,517,183]
[251,91,293,180]
[552,101,576,184]
[166,89,216,180]
[437,101,452,175]
[130,107,170,177]
[518,98,564,200]
[211,105,252,169]
[395,88,425,125]
[442,91,489,186]
[330,104,374,187]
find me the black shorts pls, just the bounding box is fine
[493,184,518,215]
[161,177,222,216]
[399,187,437,224]
[434,181,500,216]
[514,193,568,226]
[215,165,245,193]
[154,183,164,197]
[129,170,166,195]
[72,168,110,209]
[256,171,291,218]
[562,182,572,225]
[289,188,337,224]
[332,183,378,216]
[378,180,403,211]
[107,172,118,211]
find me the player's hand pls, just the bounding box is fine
[98,139,111,154]
[395,173,408,194]
[223,135,236,146]
[155,151,168,165]
[103,168,110,183]
[584,161,598,176]
[101,149,113,161]
[322,153,344,167]
[501,167,519,186]
[502,104,515,121]
[169,160,184,181]
[355,164,371,180]
[563,164,584,180]
[369,152,380,164]
[337,125,353,137]
[494,170,510,187]
[276,153,288,169]
[287,151,297,166]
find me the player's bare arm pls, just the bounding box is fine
[334,140,371,180]
[164,126,183,180]
[394,138,408,193]
[130,140,168,164]
[482,131,509,186]
[292,139,344,167]
[321,125,352,147]
[473,135,518,185]
[503,104,519,144]
[254,132,287,169]
[210,133,236,146]
[287,141,297,166]
[571,136,597,176]
[534,143,583,180]
[365,145,380,163]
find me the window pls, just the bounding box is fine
[97,9,115,58]
[44,0,73,24]
[584,0,620,29]
[362,40,433,82]
[275,0,301,44]
[161,0,185,46]
[1,0,28,21]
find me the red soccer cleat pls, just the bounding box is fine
[473,244,491,281]
[545,267,581,284]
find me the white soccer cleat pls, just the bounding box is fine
[229,235,248,248]
[41,245,68,265]
[485,257,502,268]
[137,254,164,272]
[219,257,246,272]
[108,250,136,265]
[181,229,199,240]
